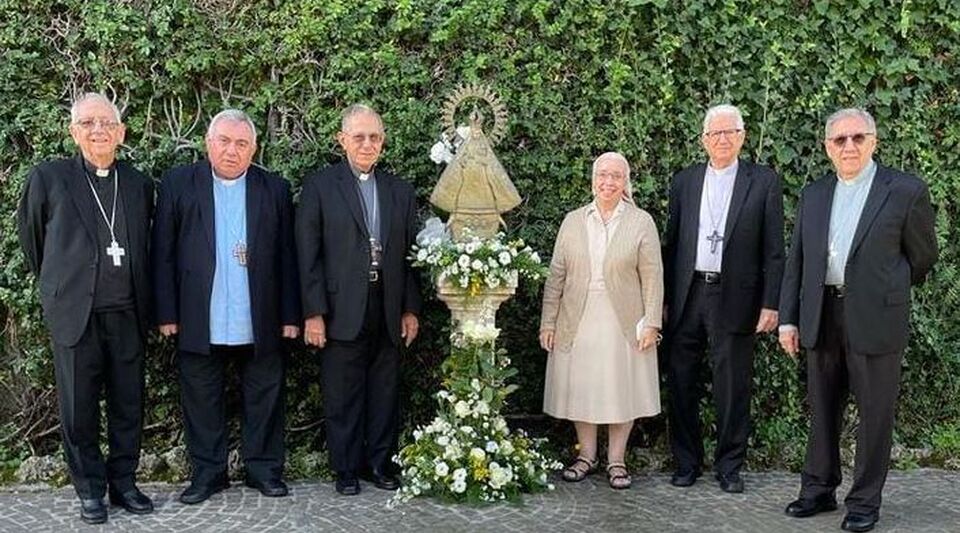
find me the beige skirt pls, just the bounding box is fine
[543,287,661,424]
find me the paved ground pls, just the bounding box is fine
[0,470,957,532]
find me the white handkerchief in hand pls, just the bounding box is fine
[635,316,647,342]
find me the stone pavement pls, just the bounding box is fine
[0,470,957,532]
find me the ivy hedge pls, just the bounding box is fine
[2,0,959,479]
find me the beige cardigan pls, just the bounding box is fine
[539,202,664,353]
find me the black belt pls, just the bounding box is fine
[694,271,721,284]
[826,285,846,299]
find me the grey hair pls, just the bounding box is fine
[824,108,876,138]
[702,104,745,132]
[71,92,121,123]
[591,151,634,202]
[340,103,384,133]
[207,109,257,144]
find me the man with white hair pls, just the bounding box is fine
[779,108,937,532]
[18,92,155,523]
[153,109,300,504]
[664,104,784,493]
[297,104,421,495]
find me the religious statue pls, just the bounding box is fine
[429,84,521,239]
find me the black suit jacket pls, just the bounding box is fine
[17,155,154,346]
[152,161,300,356]
[780,164,938,354]
[296,161,422,344]
[664,159,785,333]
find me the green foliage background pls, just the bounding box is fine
[2,0,959,476]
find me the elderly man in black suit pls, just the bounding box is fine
[664,104,784,493]
[152,109,300,504]
[17,93,155,524]
[779,108,937,532]
[297,104,422,495]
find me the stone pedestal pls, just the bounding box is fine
[436,278,517,331]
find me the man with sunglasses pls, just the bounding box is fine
[17,93,155,523]
[664,104,784,493]
[297,104,422,495]
[779,108,937,532]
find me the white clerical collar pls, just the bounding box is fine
[707,159,738,178]
[349,162,376,182]
[837,159,876,187]
[212,167,247,187]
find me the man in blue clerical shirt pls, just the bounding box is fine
[153,109,301,505]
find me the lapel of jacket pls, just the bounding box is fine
[813,175,836,262]
[117,161,140,269]
[376,169,393,250]
[66,155,101,246]
[195,162,216,252]
[685,164,707,254]
[849,165,892,259]
[335,162,369,238]
[721,159,754,251]
[245,166,264,257]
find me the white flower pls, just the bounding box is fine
[452,467,467,481]
[451,478,467,493]
[501,440,515,455]
[454,401,471,418]
[471,378,482,391]
[434,462,449,477]
[471,259,484,271]
[458,275,469,288]
[458,254,471,268]
[416,248,428,261]
[470,448,486,461]
[498,251,512,265]
[485,441,499,453]
[476,401,490,415]
[436,435,450,447]
[460,425,475,435]
[530,252,541,263]
[465,241,478,254]
[413,429,423,440]
[488,257,499,268]
[430,141,453,164]
[450,264,459,275]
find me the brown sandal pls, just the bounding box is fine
[562,456,598,482]
[606,463,632,489]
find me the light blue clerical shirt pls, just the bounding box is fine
[826,159,876,286]
[210,170,253,345]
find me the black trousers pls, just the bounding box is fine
[321,281,399,475]
[667,278,756,475]
[800,291,902,517]
[52,308,144,499]
[178,344,286,485]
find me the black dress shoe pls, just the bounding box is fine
[670,468,702,487]
[361,469,400,491]
[179,477,230,505]
[715,472,744,493]
[784,495,838,518]
[245,478,289,497]
[335,473,361,496]
[79,498,107,524]
[109,486,154,514]
[841,512,878,532]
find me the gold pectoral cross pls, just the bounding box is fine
[233,242,248,267]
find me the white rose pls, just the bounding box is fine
[435,462,449,477]
[498,251,512,265]
[469,448,486,461]
[471,259,484,271]
[451,478,467,493]
[501,440,514,455]
[476,401,490,415]
[465,242,478,254]
[485,441,499,453]
[436,435,450,447]
[454,401,471,418]
[458,254,471,268]
[453,467,467,481]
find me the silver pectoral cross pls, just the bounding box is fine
[106,240,125,267]
[233,242,248,267]
[706,230,723,254]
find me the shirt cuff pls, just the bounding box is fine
[778,324,798,333]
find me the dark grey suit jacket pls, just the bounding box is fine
[779,164,938,354]
[664,159,785,334]
[17,155,154,346]
[296,161,421,344]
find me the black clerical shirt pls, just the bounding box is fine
[83,159,135,311]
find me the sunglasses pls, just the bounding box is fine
[827,132,874,148]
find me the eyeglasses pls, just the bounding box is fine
[827,132,875,148]
[596,171,626,182]
[703,128,743,142]
[347,133,384,145]
[74,118,120,131]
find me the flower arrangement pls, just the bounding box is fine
[410,231,547,296]
[392,322,561,505]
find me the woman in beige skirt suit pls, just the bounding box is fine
[540,152,663,489]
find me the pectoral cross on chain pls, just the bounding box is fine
[106,240,125,267]
[233,242,248,267]
[706,230,723,254]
